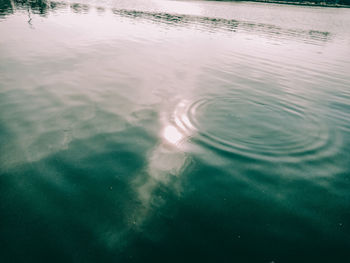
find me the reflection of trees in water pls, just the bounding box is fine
[0,0,60,17]
[0,0,14,16]
[96,6,105,15]
[0,0,332,43]
[0,0,89,17]
[112,9,332,43]
[13,0,51,16]
[1,0,349,17]
[70,2,89,13]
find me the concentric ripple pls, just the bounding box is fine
[173,97,336,162]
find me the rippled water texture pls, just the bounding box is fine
[1,0,350,262]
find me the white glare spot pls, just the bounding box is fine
[163,125,183,145]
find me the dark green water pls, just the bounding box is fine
[1,0,350,262]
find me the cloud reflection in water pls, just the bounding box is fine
[131,100,194,227]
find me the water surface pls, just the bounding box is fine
[1,0,350,262]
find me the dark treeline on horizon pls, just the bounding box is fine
[212,0,350,5]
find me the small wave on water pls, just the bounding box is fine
[171,96,338,162]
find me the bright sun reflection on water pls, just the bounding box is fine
[163,125,183,145]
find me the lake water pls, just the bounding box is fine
[1,0,350,262]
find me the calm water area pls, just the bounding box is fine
[1,0,350,262]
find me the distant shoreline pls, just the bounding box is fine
[255,0,350,7]
[223,0,350,8]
